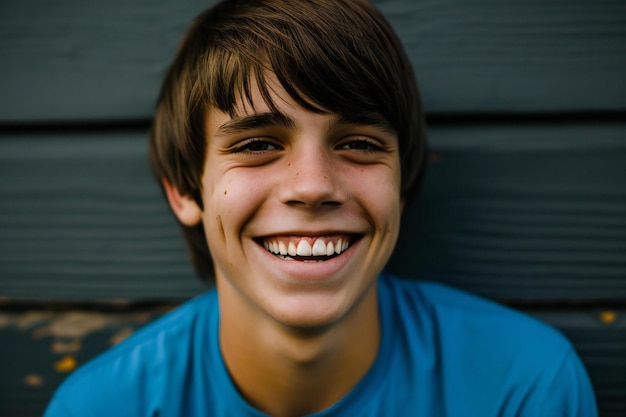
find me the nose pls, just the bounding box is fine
[279,145,346,208]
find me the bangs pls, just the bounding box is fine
[193,0,404,129]
[198,48,328,119]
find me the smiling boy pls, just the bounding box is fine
[44,0,597,416]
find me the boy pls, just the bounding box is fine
[44,0,597,416]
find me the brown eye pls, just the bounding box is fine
[234,138,279,153]
[339,138,383,152]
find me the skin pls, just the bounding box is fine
[164,73,403,416]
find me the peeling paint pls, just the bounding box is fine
[110,326,135,346]
[0,309,164,372]
[33,312,112,339]
[600,311,618,324]
[1,307,170,392]
[16,312,55,330]
[52,339,83,354]
[0,311,155,338]
[0,312,54,330]
[54,356,78,373]
[24,374,44,387]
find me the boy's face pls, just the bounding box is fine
[174,73,402,329]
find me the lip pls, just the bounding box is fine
[249,233,363,281]
[254,231,359,240]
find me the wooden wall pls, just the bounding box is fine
[0,0,624,415]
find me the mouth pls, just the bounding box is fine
[256,234,359,262]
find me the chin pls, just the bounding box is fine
[264,287,373,332]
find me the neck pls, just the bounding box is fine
[218,283,380,417]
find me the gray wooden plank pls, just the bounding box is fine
[390,123,626,300]
[1,123,625,301]
[0,131,206,301]
[1,0,625,122]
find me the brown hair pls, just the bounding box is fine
[149,0,428,281]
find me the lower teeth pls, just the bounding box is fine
[276,254,328,262]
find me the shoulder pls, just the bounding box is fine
[44,290,218,416]
[380,273,570,352]
[379,274,597,416]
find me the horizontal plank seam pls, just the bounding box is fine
[0,111,626,133]
[1,297,625,312]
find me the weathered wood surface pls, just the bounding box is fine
[0,130,206,301]
[1,123,624,301]
[0,306,172,417]
[1,307,623,416]
[1,0,625,122]
[389,122,626,300]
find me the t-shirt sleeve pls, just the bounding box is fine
[43,395,78,417]
[537,347,598,417]
[41,356,143,417]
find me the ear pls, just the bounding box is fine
[162,179,202,226]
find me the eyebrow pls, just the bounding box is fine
[217,112,295,135]
[216,111,397,137]
[332,114,397,137]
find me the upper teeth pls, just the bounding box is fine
[263,238,349,257]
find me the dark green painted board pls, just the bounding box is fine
[1,0,625,122]
[0,131,207,301]
[0,123,624,301]
[389,130,626,299]
[1,307,623,416]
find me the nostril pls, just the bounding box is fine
[279,157,346,207]
[285,200,342,208]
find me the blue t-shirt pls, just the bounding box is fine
[44,273,597,416]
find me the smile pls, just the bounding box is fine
[259,235,355,262]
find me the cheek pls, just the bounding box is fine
[351,165,402,205]
[202,169,268,245]
[350,165,403,239]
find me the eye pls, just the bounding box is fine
[233,138,279,153]
[337,137,384,152]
